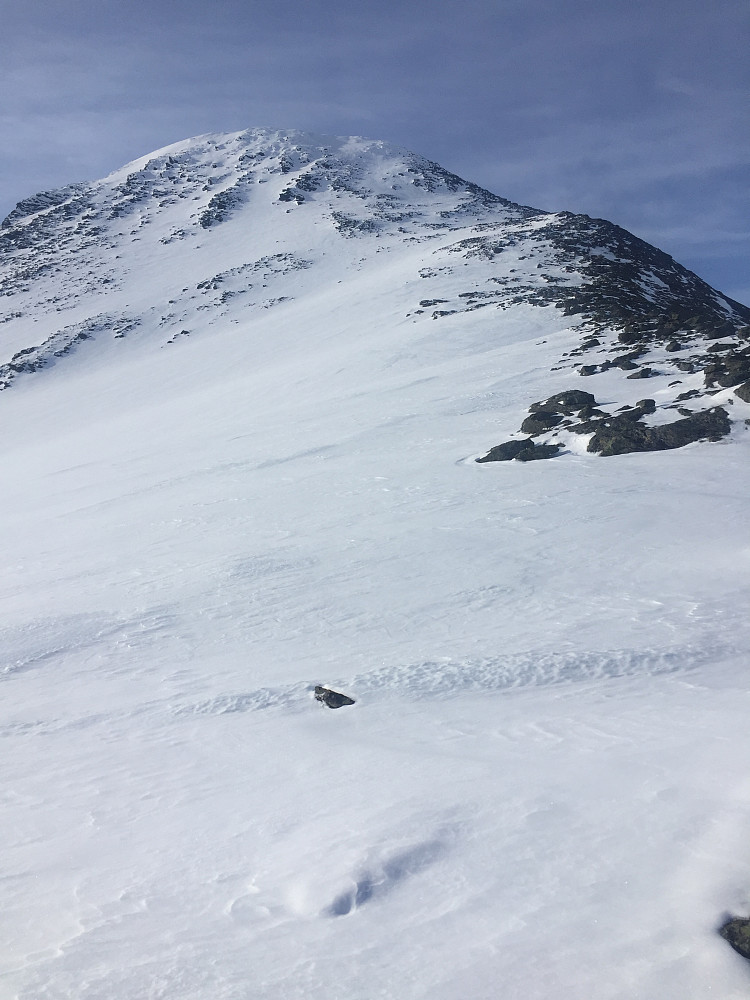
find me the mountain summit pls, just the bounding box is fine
[1,128,749,457]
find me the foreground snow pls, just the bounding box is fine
[2,290,749,999]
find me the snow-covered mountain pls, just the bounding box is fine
[1,130,749,1000]
[2,127,749,457]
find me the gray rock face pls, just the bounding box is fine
[587,407,730,456]
[719,916,750,961]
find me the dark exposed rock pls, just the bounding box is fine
[314,686,355,709]
[476,439,561,463]
[704,351,750,388]
[665,339,683,352]
[626,367,654,379]
[735,382,750,403]
[515,442,561,461]
[587,406,730,456]
[705,325,737,340]
[520,410,564,435]
[618,328,644,345]
[578,404,607,419]
[476,439,535,462]
[529,390,597,415]
[579,364,598,376]
[718,916,750,961]
[607,400,655,423]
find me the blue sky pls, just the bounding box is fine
[2,0,748,303]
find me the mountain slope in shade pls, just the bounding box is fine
[1,131,750,1000]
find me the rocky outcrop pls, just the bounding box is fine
[478,381,735,463]
[476,439,561,463]
[586,406,730,456]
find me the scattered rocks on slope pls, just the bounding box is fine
[718,916,750,961]
[477,374,739,463]
[314,686,356,709]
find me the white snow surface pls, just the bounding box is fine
[1,130,750,999]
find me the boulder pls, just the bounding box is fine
[476,439,535,462]
[719,916,750,961]
[529,390,597,415]
[476,439,561,463]
[314,686,355,709]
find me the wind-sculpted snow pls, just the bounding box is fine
[0,614,127,678]
[169,643,721,720]
[351,645,714,696]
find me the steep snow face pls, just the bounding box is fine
[1,131,750,1000]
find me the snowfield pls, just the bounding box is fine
[1,130,749,999]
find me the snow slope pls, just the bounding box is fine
[1,130,749,999]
